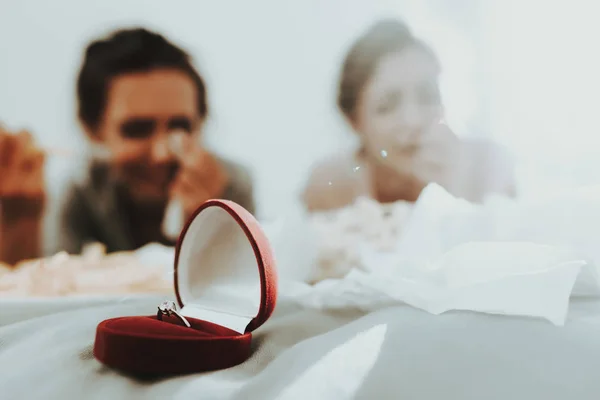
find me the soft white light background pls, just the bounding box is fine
[484,0,600,195]
[1,0,599,222]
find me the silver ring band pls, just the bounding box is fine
[157,301,191,328]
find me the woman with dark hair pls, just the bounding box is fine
[0,28,254,265]
[302,19,515,211]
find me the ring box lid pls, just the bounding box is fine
[173,200,278,334]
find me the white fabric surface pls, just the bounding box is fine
[1,295,600,400]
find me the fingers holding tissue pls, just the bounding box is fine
[168,133,229,218]
[406,121,460,185]
[0,126,46,199]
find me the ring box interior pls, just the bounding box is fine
[93,200,278,376]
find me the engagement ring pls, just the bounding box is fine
[157,300,191,328]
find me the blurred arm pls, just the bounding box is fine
[0,197,45,265]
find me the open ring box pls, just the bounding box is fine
[93,200,278,376]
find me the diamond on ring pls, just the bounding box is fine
[158,300,177,315]
[157,300,191,328]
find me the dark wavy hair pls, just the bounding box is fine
[76,28,207,131]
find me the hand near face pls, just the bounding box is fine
[369,122,459,202]
[0,126,46,200]
[169,135,229,217]
[403,121,460,184]
[0,125,46,265]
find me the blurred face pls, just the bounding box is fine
[91,69,202,202]
[353,45,443,160]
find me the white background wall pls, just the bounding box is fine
[483,0,600,193]
[0,0,481,219]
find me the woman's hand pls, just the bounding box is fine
[370,122,459,202]
[0,127,46,200]
[0,125,46,265]
[410,122,460,184]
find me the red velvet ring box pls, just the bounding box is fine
[93,199,278,376]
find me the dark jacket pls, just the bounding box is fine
[57,158,254,254]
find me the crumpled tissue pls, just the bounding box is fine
[292,184,600,326]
